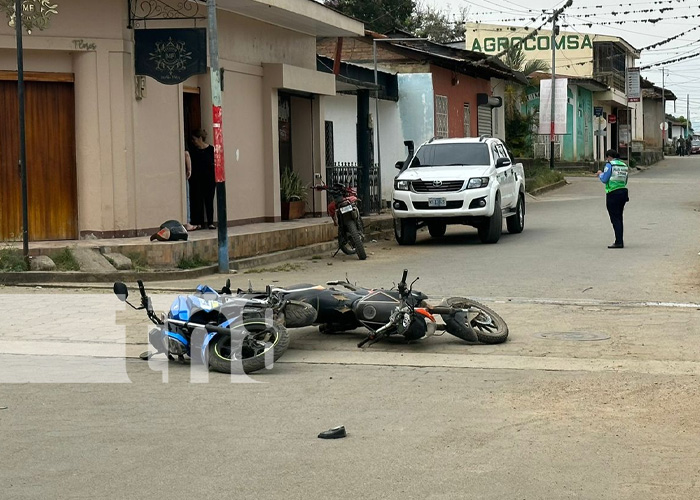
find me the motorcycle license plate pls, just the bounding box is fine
[428,197,446,207]
[340,205,353,214]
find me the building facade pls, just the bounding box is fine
[0,0,363,241]
[466,23,644,162]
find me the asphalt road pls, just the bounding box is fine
[2,156,700,499]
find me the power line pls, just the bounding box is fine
[568,0,696,9]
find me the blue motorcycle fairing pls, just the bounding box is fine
[170,296,190,321]
[196,284,220,295]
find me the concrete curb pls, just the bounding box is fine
[528,179,568,197]
[0,228,396,285]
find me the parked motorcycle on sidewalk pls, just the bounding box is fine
[314,182,367,260]
[113,280,296,374]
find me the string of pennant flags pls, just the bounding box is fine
[640,25,700,50]
[470,2,698,23]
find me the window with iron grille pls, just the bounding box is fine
[463,103,471,137]
[435,95,448,138]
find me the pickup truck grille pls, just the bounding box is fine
[411,180,464,193]
[413,201,464,210]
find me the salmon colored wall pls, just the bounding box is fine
[430,64,492,138]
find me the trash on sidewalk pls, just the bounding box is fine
[318,425,347,439]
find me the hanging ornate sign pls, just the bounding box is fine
[1,0,58,33]
[134,28,207,85]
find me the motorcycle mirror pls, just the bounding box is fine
[113,282,128,301]
[226,279,231,289]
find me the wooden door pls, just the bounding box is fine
[0,79,77,241]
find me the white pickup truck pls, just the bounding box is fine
[391,136,526,245]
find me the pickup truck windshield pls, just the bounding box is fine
[409,143,490,168]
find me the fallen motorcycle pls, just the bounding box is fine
[113,280,297,374]
[314,182,366,260]
[235,270,509,346]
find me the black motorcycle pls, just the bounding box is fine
[234,270,509,346]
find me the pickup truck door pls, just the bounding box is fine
[493,143,516,208]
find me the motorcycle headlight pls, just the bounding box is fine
[394,179,410,191]
[467,177,490,189]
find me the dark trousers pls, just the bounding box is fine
[606,188,629,245]
[189,177,216,226]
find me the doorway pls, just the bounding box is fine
[183,87,201,147]
[278,92,292,173]
[0,78,77,241]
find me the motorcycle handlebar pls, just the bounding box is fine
[205,324,231,336]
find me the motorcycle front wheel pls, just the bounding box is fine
[441,297,509,344]
[208,320,289,374]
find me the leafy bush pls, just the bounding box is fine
[524,163,565,193]
[280,168,307,202]
[0,247,28,272]
[51,248,79,271]
[177,254,210,269]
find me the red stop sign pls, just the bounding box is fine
[608,114,617,124]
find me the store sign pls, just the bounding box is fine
[608,114,617,124]
[1,0,58,33]
[471,34,593,53]
[626,67,641,103]
[134,28,207,85]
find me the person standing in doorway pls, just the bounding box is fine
[596,149,629,249]
[188,129,216,230]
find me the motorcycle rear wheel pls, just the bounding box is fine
[338,225,357,255]
[346,219,367,260]
[283,300,318,328]
[441,297,509,344]
[208,320,289,374]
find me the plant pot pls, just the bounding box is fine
[281,200,306,220]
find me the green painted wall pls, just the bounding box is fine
[524,83,593,162]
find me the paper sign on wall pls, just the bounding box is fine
[538,79,568,135]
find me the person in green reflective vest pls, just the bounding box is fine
[596,149,629,249]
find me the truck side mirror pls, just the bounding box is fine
[496,158,511,168]
[395,161,404,170]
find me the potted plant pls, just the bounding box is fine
[280,168,307,220]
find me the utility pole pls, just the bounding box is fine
[661,67,666,156]
[207,0,229,273]
[549,14,557,169]
[15,0,29,261]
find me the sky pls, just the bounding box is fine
[425,0,700,125]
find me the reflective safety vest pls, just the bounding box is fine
[605,159,628,194]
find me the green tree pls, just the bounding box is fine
[325,0,415,34]
[408,4,467,43]
[501,44,549,156]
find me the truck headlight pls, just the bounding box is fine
[394,179,410,191]
[467,177,489,189]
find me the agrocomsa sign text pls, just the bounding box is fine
[470,34,593,53]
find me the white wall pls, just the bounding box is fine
[324,94,358,163]
[375,99,404,204]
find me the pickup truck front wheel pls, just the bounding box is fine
[394,218,417,245]
[478,198,502,244]
[506,193,525,234]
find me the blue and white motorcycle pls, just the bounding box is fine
[113,280,299,374]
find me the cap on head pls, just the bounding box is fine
[605,149,620,159]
